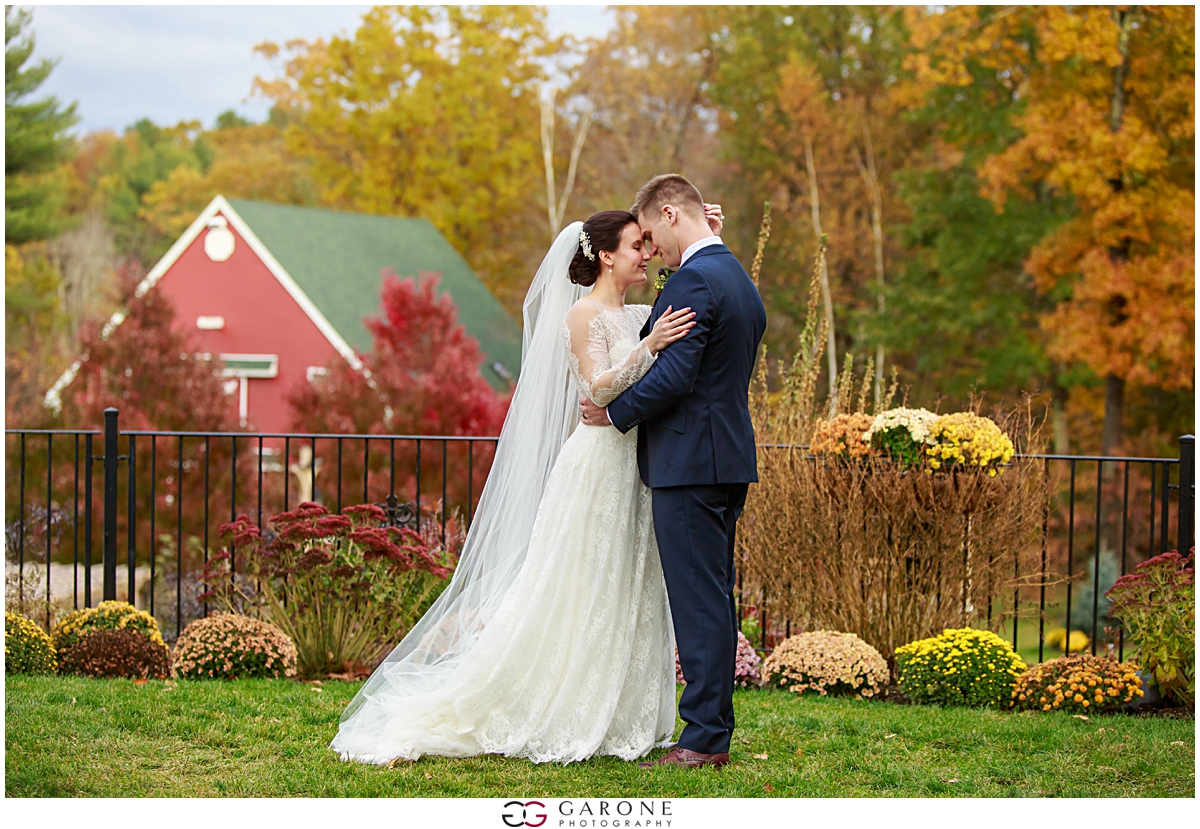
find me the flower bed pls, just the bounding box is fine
[895,627,1026,707]
[761,630,888,698]
[172,613,298,680]
[1011,652,1143,714]
[5,612,56,675]
[741,376,1046,661]
[200,502,458,676]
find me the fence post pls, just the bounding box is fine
[1179,435,1195,557]
[103,408,119,601]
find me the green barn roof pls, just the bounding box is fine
[228,199,521,388]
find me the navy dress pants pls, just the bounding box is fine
[651,482,748,755]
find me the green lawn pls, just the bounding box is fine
[5,675,1193,797]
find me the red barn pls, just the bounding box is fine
[44,196,522,432]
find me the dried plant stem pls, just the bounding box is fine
[749,201,772,286]
[740,233,1051,664]
[803,137,838,407]
[741,455,1049,663]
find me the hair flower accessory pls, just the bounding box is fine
[578,229,595,261]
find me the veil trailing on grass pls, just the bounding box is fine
[341,222,589,719]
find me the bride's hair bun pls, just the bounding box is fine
[569,210,638,286]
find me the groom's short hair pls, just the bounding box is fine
[631,174,705,222]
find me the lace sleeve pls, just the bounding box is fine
[563,304,657,408]
[590,339,655,406]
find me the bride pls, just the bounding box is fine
[331,209,701,764]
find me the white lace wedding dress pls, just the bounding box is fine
[330,301,676,764]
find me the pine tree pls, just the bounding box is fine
[5,6,78,242]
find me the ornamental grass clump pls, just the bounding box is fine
[1011,653,1142,714]
[895,628,1026,707]
[1106,549,1195,705]
[810,413,874,461]
[760,630,889,698]
[51,600,165,656]
[59,628,171,679]
[5,612,56,675]
[863,407,938,464]
[202,501,459,676]
[675,631,762,687]
[925,413,1015,475]
[172,613,297,680]
[738,240,1047,663]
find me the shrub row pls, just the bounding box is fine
[0,607,1155,716]
[8,549,1189,715]
[757,626,1147,713]
[6,602,296,681]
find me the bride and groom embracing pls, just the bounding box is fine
[331,174,767,770]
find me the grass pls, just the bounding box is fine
[5,675,1194,797]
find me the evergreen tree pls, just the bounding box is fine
[5,6,78,242]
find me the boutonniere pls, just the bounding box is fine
[654,267,674,300]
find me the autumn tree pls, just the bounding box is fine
[291,272,508,438]
[51,263,238,431]
[564,6,732,216]
[137,118,316,244]
[59,119,217,260]
[288,272,509,509]
[771,55,841,402]
[710,6,915,399]
[253,5,555,315]
[908,5,1194,453]
[885,8,1073,437]
[539,80,594,242]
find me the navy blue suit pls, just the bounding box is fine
[607,243,766,755]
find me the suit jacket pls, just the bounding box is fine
[607,244,767,488]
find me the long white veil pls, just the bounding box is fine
[341,222,588,720]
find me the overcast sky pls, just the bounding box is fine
[26,4,613,135]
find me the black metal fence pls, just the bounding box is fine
[743,437,1195,662]
[4,408,1195,661]
[1023,445,1193,663]
[5,408,498,638]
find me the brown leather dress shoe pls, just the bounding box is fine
[638,747,730,769]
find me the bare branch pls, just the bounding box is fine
[539,90,559,241]
[555,108,592,230]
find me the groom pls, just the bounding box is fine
[581,174,766,769]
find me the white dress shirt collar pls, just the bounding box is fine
[680,235,723,267]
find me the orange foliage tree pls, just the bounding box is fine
[711,7,916,404]
[908,5,1195,453]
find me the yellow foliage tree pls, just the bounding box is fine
[565,5,731,212]
[252,5,556,314]
[138,123,315,241]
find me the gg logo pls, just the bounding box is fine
[501,800,547,827]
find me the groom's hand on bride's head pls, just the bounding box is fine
[580,397,611,427]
